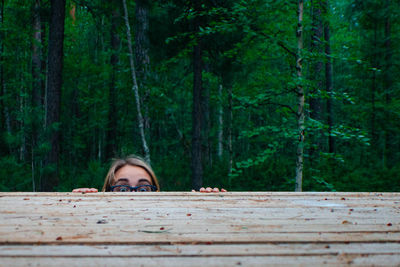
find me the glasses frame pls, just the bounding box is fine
[110,184,157,192]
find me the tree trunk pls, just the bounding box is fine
[0,0,11,150]
[383,0,392,168]
[309,0,323,159]
[202,67,210,167]
[370,25,377,150]
[324,0,335,154]
[19,81,26,161]
[31,0,43,191]
[32,0,43,112]
[295,0,304,192]
[135,0,150,135]
[106,2,120,159]
[228,85,233,175]
[191,0,203,190]
[217,84,223,159]
[122,0,151,163]
[135,0,150,80]
[42,0,66,191]
[310,0,323,123]
[0,0,5,154]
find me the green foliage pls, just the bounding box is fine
[0,156,32,191]
[0,0,399,192]
[57,160,108,192]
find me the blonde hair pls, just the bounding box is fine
[102,155,160,192]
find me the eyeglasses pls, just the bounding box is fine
[110,184,157,192]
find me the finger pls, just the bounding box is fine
[191,190,196,192]
[72,188,86,192]
[89,188,98,193]
[212,187,220,192]
[205,187,212,193]
[199,187,206,192]
[221,188,227,192]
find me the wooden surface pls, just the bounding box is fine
[0,192,399,266]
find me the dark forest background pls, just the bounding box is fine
[0,0,399,192]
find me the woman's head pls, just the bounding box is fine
[102,155,160,192]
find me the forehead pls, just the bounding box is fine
[114,165,152,182]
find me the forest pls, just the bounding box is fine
[0,0,399,192]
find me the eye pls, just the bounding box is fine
[136,185,153,192]
[120,187,129,192]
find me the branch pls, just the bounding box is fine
[122,0,151,163]
[237,98,297,116]
[251,26,297,58]
[261,102,297,116]
[276,40,297,58]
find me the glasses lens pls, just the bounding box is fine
[136,185,153,192]
[113,186,130,192]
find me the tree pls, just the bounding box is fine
[324,0,334,153]
[0,0,12,153]
[310,0,323,123]
[106,1,120,159]
[42,0,66,191]
[135,0,151,133]
[32,0,43,124]
[121,0,151,163]
[295,0,304,192]
[1,0,400,193]
[0,0,5,153]
[31,0,44,192]
[309,0,324,157]
[383,0,392,168]
[191,0,203,190]
[217,84,223,159]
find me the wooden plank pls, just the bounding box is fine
[0,192,399,244]
[2,205,398,218]
[0,193,399,210]
[1,191,399,200]
[1,231,399,244]
[1,192,399,265]
[1,210,398,224]
[1,196,398,212]
[1,192,399,197]
[2,206,398,222]
[2,243,400,256]
[2,206,398,218]
[1,218,398,229]
[0,198,400,213]
[1,255,400,267]
[0,201,400,212]
[2,223,397,237]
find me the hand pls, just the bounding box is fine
[192,187,227,193]
[72,188,98,193]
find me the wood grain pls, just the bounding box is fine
[0,192,399,266]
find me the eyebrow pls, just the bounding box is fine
[115,178,152,185]
[115,178,129,183]
[137,178,152,184]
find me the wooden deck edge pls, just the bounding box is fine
[1,192,400,197]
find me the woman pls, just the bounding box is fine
[73,155,225,193]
